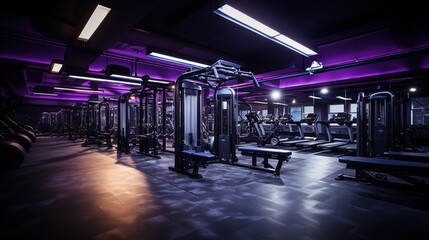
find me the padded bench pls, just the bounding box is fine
[237,146,292,175]
[180,150,216,178]
[384,151,429,163]
[337,156,429,189]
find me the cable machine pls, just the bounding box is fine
[136,77,174,158]
[169,60,259,178]
[98,97,116,148]
[214,88,238,161]
[82,101,101,146]
[117,76,174,156]
[356,90,408,156]
[117,90,140,154]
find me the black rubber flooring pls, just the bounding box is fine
[1,137,429,240]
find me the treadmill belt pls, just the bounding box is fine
[297,140,328,147]
[318,141,348,149]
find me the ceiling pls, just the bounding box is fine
[1,0,429,107]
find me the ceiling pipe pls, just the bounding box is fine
[231,45,429,89]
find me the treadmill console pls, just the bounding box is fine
[332,112,351,125]
[302,113,319,125]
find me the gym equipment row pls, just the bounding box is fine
[337,91,429,190]
[68,99,118,148]
[117,76,174,157]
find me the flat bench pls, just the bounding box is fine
[337,156,429,189]
[180,150,216,178]
[237,146,292,175]
[384,151,429,163]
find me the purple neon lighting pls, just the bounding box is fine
[278,58,415,88]
[316,28,429,67]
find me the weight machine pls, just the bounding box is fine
[68,103,88,141]
[117,76,174,156]
[336,91,429,190]
[169,59,292,178]
[97,97,117,148]
[169,60,293,178]
[356,91,407,157]
[136,78,174,158]
[82,101,101,146]
[117,91,139,154]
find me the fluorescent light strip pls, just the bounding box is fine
[33,92,58,96]
[110,74,142,81]
[216,4,279,37]
[274,35,317,56]
[308,95,322,99]
[69,75,141,86]
[148,79,172,84]
[253,101,268,104]
[54,87,104,93]
[214,4,317,57]
[336,96,352,101]
[78,4,111,41]
[274,102,288,106]
[50,63,63,73]
[148,52,209,68]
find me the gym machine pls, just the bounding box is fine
[279,113,319,146]
[214,89,291,174]
[337,91,429,190]
[82,101,101,146]
[136,78,174,158]
[68,103,86,141]
[55,109,70,137]
[316,112,353,150]
[355,91,404,156]
[169,60,258,178]
[97,97,116,148]
[117,90,140,154]
[243,111,280,146]
[117,76,174,156]
[237,99,254,141]
[169,60,292,178]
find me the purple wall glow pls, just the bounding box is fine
[279,53,429,88]
[0,34,66,67]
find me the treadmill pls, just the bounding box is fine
[317,112,353,150]
[273,113,305,145]
[295,119,332,148]
[282,113,319,146]
[337,117,357,153]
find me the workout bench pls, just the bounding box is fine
[384,151,429,163]
[337,156,429,190]
[237,146,292,175]
[179,150,216,178]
